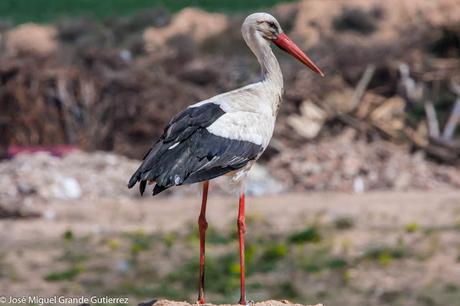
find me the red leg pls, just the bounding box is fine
[197,181,209,304]
[237,190,247,305]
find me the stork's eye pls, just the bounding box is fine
[267,21,277,29]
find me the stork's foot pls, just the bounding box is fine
[239,300,254,306]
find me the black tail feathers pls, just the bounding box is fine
[152,184,167,196]
[128,170,170,196]
[127,171,140,189]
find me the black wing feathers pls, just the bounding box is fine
[163,104,224,143]
[127,103,263,196]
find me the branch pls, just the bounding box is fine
[441,96,460,141]
[423,99,440,138]
[350,64,376,112]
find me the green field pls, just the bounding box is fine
[0,0,296,24]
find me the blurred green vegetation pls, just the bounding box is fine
[0,0,296,24]
[29,215,460,306]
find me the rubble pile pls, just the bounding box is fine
[269,130,460,192]
[0,150,286,212]
[293,0,460,49]
[0,151,140,205]
[143,8,229,55]
[4,23,58,57]
[1,137,459,211]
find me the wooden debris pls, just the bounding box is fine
[424,100,440,138]
[441,97,460,141]
[350,64,375,112]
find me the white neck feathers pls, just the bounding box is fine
[242,22,283,95]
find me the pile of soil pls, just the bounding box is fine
[269,129,460,192]
[0,151,139,214]
[143,299,322,306]
[0,136,458,214]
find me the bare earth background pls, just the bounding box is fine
[2,192,460,305]
[149,299,323,306]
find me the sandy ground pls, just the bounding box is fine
[3,191,460,240]
[1,191,460,305]
[148,299,322,306]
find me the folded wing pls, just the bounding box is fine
[128,102,263,196]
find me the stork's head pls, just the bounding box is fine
[243,13,324,77]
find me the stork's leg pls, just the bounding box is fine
[197,181,209,304]
[237,189,247,305]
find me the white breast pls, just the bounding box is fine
[207,112,275,148]
[190,82,281,149]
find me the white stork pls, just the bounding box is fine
[128,12,323,305]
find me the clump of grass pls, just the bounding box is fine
[63,229,74,241]
[58,232,92,264]
[45,264,84,281]
[257,243,288,272]
[333,217,355,230]
[445,283,459,292]
[185,222,200,244]
[46,232,97,284]
[405,222,419,233]
[288,226,321,244]
[326,257,348,269]
[342,269,352,284]
[298,247,348,273]
[125,230,152,256]
[363,245,407,266]
[162,233,176,249]
[206,227,233,245]
[106,238,121,250]
[262,243,287,260]
[186,223,233,246]
[167,253,240,296]
[272,282,300,300]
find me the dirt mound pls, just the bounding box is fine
[4,23,57,56]
[0,150,285,215]
[2,137,458,217]
[269,129,460,192]
[293,0,460,47]
[144,8,228,54]
[148,300,322,306]
[0,151,139,206]
[0,50,209,159]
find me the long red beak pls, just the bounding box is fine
[274,33,324,77]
